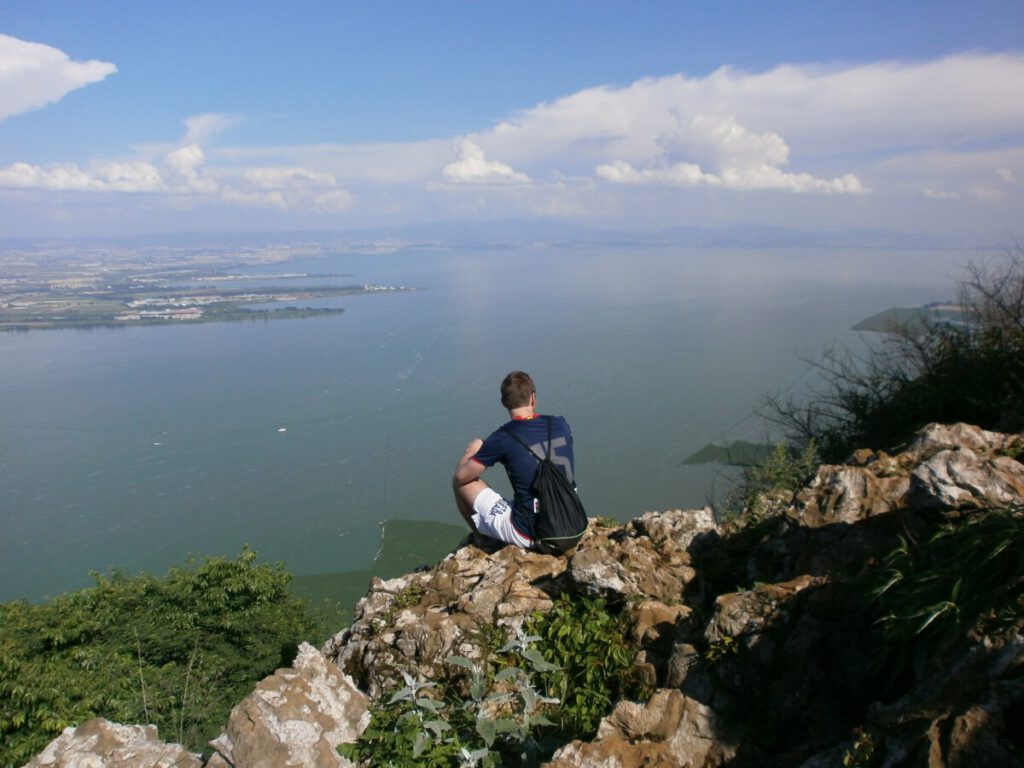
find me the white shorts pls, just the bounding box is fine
[471,487,535,549]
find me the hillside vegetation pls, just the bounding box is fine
[0,550,328,766]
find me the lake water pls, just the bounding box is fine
[0,245,972,601]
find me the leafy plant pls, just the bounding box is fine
[0,550,326,767]
[340,632,561,767]
[526,594,648,739]
[704,634,740,664]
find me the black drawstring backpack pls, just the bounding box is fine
[501,416,588,555]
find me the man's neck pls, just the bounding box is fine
[509,407,537,421]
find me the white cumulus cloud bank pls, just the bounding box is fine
[0,34,116,121]
[467,53,1024,197]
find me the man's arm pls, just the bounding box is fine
[454,438,486,485]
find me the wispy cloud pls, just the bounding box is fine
[0,34,116,122]
[182,113,238,145]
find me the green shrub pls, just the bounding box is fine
[526,594,648,740]
[0,550,325,766]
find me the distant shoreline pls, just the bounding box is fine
[0,285,414,333]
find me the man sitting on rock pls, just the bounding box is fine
[453,371,577,549]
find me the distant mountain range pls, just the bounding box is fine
[0,221,990,252]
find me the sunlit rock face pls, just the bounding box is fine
[207,643,368,768]
[23,719,202,768]
[789,422,1024,528]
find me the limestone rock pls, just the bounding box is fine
[908,449,1024,510]
[328,540,567,698]
[706,575,824,651]
[208,642,368,768]
[789,464,909,527]
[568,509,711,602]
[544,690,736,768]
[789,423,1024,527]
[904,421,1021,458]
[24,718,201,768]
[627,507,719,552]
[797,634,1024,767]
[628,599,693,647]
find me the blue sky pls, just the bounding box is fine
[1,1,1022,240]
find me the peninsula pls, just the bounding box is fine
[0,241,412,331]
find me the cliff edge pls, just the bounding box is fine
[26,422,1024,767]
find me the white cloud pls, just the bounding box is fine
[996,167,1019,185]
[242,166,338,190]
[182,113,237,145]
[442,139,529,183]
[594,115,867,194]
[479,54,1024,167]
[0,34,116,121]
[163,144,218,194]
[877,146,1024,202]
[0,160,162,192]
[596,158,865,194]
[0,143,352,212]
[969,185,1004,201]
[226,166,353,211]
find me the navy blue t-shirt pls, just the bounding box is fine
[472,415,575,540]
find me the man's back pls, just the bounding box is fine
[453,371,581,550]
[473,415,575,538]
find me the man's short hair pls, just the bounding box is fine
[501,371,535,409]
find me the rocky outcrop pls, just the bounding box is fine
[207,643,368,768]
[325,542,567,699]
[24,423,1024,768]
[326,508,717,698]
[22,719,202,768]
